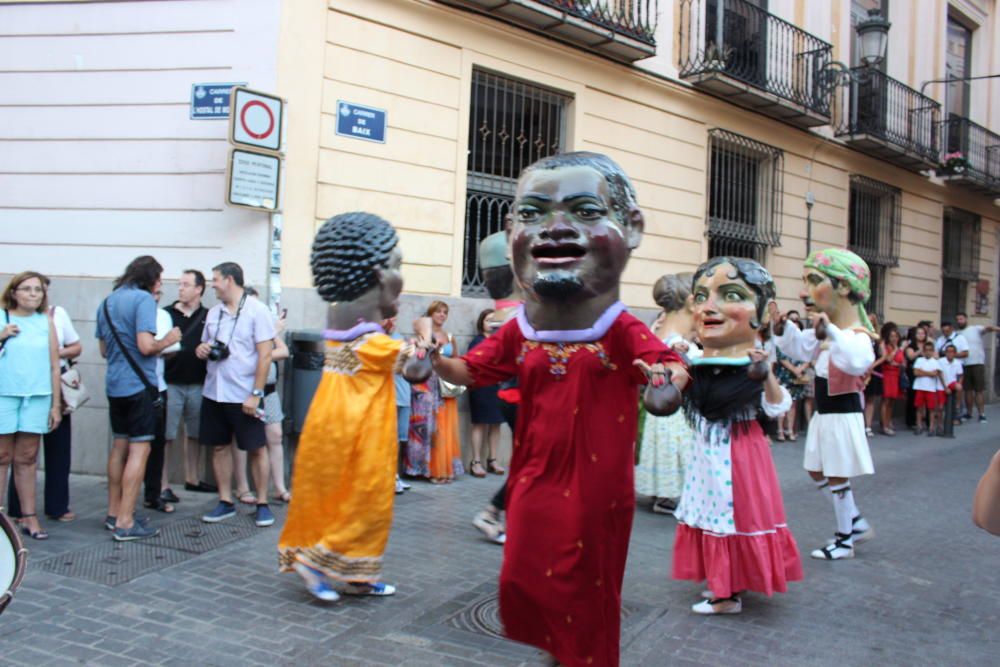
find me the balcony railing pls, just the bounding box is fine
[835,68,940,171]
[437,1,658,62]
[677,0,833,127]
[940,116,1000,194]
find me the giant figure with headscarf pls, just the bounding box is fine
[772,248,877,561]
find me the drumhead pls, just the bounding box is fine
[1,513,25,601]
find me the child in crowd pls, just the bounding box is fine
[939,344,963,426]
[913,341,944,435]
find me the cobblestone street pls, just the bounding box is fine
[2,411,998,667]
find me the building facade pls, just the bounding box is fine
[2,0,999,472]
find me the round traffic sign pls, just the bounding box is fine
[240,100,275,140]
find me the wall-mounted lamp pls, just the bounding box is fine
[816,9,891,92]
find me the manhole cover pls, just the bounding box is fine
[145,517,259,554]
[37,541,191,587]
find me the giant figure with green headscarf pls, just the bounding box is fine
[772,247,877,562]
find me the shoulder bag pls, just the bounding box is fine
[437,334,466,398]
[102,299,163,409]
[49,307,89,413]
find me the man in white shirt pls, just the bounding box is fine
[955,312,999,423]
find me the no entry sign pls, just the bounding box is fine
[229,87,284,153]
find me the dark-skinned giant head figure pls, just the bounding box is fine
[310,211,403,318]
[507,151,643,303]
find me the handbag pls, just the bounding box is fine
[439,378,467,398]
[102,299,163,409]
[60,362,89,413]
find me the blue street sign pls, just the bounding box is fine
[190,82,246,120]
[335,101,387,143]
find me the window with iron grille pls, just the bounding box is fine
[706,129,783,264]
[847,175,900,319]
[941,207,981,320]
[461,69,570,297]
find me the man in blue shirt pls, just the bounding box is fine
[96,256,180,541]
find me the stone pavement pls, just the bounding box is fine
[1,411,998,667]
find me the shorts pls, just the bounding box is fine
[199,397,266,451]
[0,394,52,435]
[262,392,284,425]
[914,390,939,410]
[166,383,202,440]
[963,364,985,392]
[108,390,156,442]
[396,405,410,443]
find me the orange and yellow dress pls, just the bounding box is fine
[278,332,409,582]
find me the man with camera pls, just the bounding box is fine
[196,262,276,527]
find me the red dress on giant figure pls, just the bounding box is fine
[463,307,680,667]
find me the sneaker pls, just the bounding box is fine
[292,562,340,602]
[811,534,854,560]
[394,478,405,495]
[980,415,987,423]
[399,479,411,490]
[473,509,504,541]
[202,502,236,523]
[342,581,396,596]
[105,514,150,531]
[112,522,160,542]
[652,498,677,515]
[254,504,275,527]
[494,532,506,545]
[692,595,741,615]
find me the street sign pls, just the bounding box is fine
[229,87,284,153]
[190,82,245,120]
[226,149,281,212]
[335,100,387,143]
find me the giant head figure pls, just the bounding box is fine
[800,248,873,332]
[507,151,643,309]
[478,230,515,301]
[691,256,776,359]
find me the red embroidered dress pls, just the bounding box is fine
[463,304,681,667]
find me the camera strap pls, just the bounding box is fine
[102,298,160,400]
[212,293,247,350]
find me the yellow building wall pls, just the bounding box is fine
[276,0,1000,326]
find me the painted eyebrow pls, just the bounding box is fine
[518,192,553,202]
[561,192,603,202]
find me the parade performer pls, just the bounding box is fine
[278,212,431,601]
[671,257,801,615]
[432,152,686,667]
[635,273,701,516]
[773,248,876,561]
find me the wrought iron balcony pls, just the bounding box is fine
[437,1,658,63]
[834,68,940,172]
[938,116,1000,196]
[677,0,833,129]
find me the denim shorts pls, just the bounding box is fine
[396,405,410,443]
[0,394,53,435]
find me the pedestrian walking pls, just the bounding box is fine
[96,256,181,541]
[197,262,275,528]
[0,272,63,541]
[955,312,998,423]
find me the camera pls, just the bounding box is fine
[207,341,230,361]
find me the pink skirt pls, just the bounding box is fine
[672,424,803,598]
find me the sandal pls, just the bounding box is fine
[788,432,798,441]
[19,514,49,541]
[469,460,487,478]
[776,430,785,442]
[272,491,292,503]
[237,491,257,505]
[429,478,448,485]
[53,511,76,522]
[486,458,506,475]
[143,498,175,513]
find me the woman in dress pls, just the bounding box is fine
[672,256,802,615]
[904,325,928,430]
[635,273,699,515]
[879,323,905,435]
[426,300,463,483]
[467,309,505,478]
[0,272,62,541]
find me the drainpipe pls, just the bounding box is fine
[805,191,815,256]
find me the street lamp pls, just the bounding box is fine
[816,8,892,92]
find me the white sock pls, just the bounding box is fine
[830,483,856,545]
[815,478,832,501]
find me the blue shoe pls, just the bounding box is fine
[105,514,151,531]
[202,502,236,523]
[112,522,159,542]
[292,562,340,602]
[254,504,275,527]
[342,581,396,596]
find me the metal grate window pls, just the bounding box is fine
[940,207,980,322]
[706,129,783,264]
[847,175,900,319]
[462,70,570,296]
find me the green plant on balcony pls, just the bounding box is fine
[704,42,734,70]
[940,151,970,175]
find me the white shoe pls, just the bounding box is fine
[812,534,854,560]
[851,516,875,544]
[399,480,411,490]
[473,509,504,541]
[494,532,506,545]
[692,596,742,615]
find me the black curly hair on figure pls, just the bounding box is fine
[521,151,638,224]
[311,212,398,303]
[692,256,776,330]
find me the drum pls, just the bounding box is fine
[0,512,28,615]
